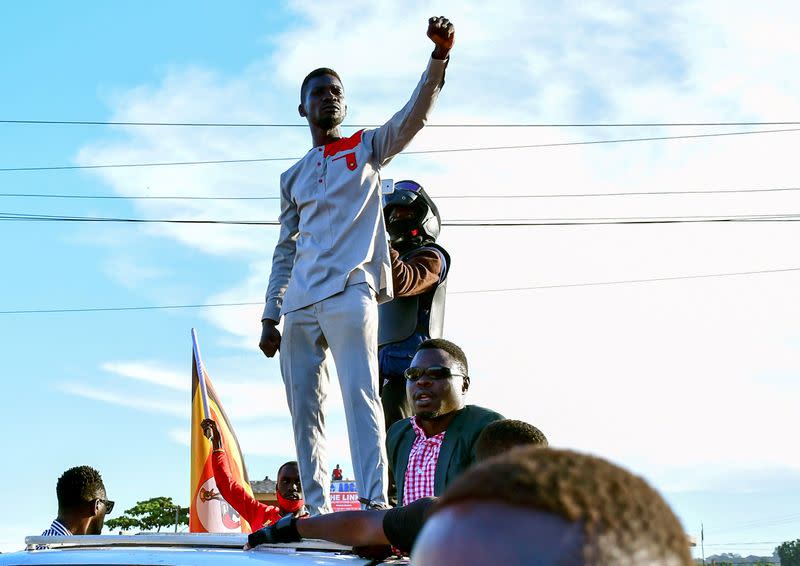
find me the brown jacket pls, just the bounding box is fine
[389,248,442,297]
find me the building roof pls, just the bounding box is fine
[250,476,276,495]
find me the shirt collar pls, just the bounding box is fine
[51,519,72,535]
[411,416,446,441]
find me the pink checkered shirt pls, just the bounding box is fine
[403,417,446,506]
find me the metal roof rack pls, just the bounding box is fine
[25,533,350,552]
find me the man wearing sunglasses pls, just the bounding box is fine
[260,17,455,516]
[245,419,547,556]
[379,180,451,432]
[40,466,113,542]
[386,338,503,507]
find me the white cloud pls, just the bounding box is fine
[169,427,190,447]
[102,361,187,391]
[75,0,800,497]
[60,382,184,417]
[102,256,165,289]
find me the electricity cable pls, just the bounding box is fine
[3,119,800,128]
[1,266,798,315]
[6,211,800,226]
[3,185,800,201]
[2,127,799,172]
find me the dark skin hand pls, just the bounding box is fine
[259,318,281,358]
[201,418,223,450]
[427,16,455,60]
[244,509,389,551]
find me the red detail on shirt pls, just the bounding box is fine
[403,417,445,505]
[332,151,358,171]
[212,451,284,528]
[323,129,364,158]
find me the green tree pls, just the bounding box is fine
[777,539,800,566]
[106,496,189,533]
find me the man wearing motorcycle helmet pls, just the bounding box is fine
[379,179,451,430]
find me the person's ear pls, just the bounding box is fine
[342,103,348,119]
[298,103,307,118]
[462,376,470,393]
[92,499,102,517]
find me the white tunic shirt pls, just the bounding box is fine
[263,57,447,321]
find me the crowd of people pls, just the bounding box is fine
[37,15,695,565]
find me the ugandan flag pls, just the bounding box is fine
[189,328,254,533]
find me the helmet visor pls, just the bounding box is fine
[382,180,424,208]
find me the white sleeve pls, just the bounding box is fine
[368,57,448,167]
[263,175,298,321]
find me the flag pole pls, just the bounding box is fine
[191,328,211,421]
[701,522,705,565]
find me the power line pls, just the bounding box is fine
[703,542,784,546]
[706,512,800,535]
[2,127,799,172]
[3,212,800,226]
[0,192,280,201]
[437,186,800,199]
[2,266,797,315]
[0,156,293,172]
[0,301,258,315]
[0,212,278,225]
[444,213,800,226]
[448,267,800,294]
[3,185,800,201]
[402,127,800,156]
[3,119,800,128]
[712,513,800,533]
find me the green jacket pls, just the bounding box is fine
[386,405,504,505]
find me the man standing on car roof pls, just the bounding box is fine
[259,17,456,515]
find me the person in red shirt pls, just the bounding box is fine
[332,465,343,481]
[201,419,305,529]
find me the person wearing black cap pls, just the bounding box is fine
[379,179,451,431]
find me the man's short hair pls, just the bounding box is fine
[56,466,105,509]
[430,447,692,565]
[416,338,468,375]
[300,68,342,102]
[474,419,548,461]
[277,460,298,477]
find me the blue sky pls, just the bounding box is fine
[2,1,800,559]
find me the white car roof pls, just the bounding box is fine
[0,534,405,565]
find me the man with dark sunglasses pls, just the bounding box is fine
[39,466,113,544]
[386,338,503,507]
[245,419,547,557]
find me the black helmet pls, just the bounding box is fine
[383,180,441,253]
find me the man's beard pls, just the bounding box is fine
[316,113,344,131]
[416,408,442,421]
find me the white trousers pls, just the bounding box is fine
[280,283,388,515]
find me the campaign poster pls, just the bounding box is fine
[330,480,360,512]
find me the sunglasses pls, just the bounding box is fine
[404,365,467,382]
[99,498,115,514]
